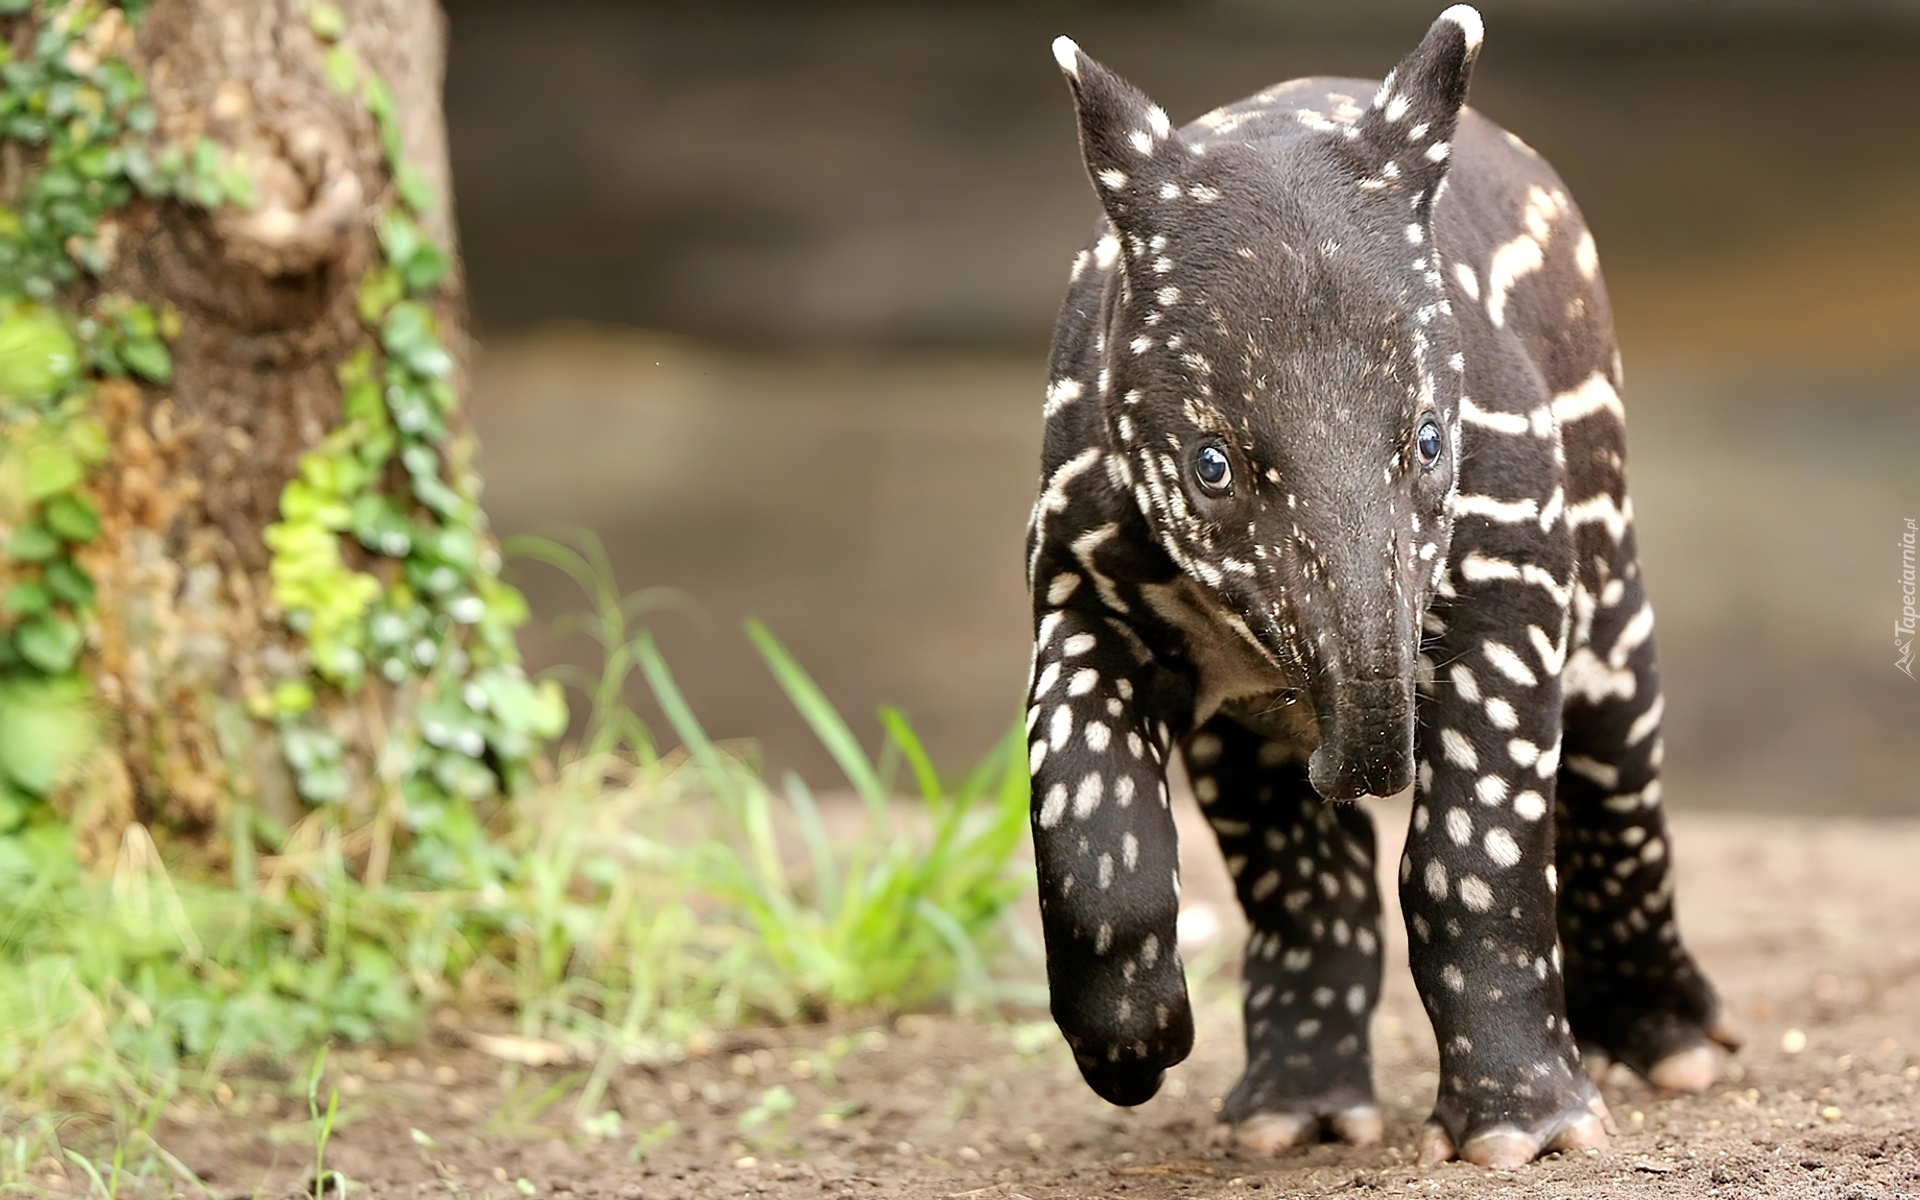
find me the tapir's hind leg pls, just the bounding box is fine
[1184,717,1384,1154]
[1556,536,1735,1091]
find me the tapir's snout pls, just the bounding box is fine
[1308,677,1415,801]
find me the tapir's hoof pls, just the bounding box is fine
[1216,1103,1382,1154]
[1646,1043,1716,1092]
[1419,1096,1612,1167]
[1080,1062,1165,1107]
[1622,1019,1738,1092]
[1219,1111,1315,1155]
[1417,1121,1456,1166]
[1330,1104,1385,1147]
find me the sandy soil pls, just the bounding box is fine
[106,806,1920,1199]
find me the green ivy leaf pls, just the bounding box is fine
[118,302,159,341]
[477,577,530,630]
[396,164,436,216]
[272,679,315,715]
[0,677,95,795]
[377,210,421,264]
[7,522,60,563]
[399,241,447,296]
[0,787,27,835]
[480,669,569,741]
[120,336,172,383]
[14,614,82,673]
[379,301,453,378]
[377,211,448,295]
[2,581,50,618]
[23,442,82,500]
[431,752,496,800]
[362,76,402,168]
[43,492,101,543]
[356,265,402,324]
[219,158,258,209]
[429,526,478,571]
[0,305,78,403]
[350,493,414,558]
[43,559,94,608]
[66,417,110,466]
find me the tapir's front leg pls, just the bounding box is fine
[1402,608,1609,1167]
[1028,602,1192,1105]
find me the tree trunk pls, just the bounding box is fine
[0,1,559,876]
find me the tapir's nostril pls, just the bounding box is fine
[1308,743,1412,802]
[1308,681,1415,801]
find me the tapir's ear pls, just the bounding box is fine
[1052,37,1180,238]
[1349,5,1482,211]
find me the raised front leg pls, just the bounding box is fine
[1028,602,1192,1105]
[1402,615,1607,1168]
[1186,717,1384,1153]
[1558,544,1733,1090]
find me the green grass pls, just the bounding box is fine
[0,531,1037,1180]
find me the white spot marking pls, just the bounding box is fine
[1073,773,1104,819]
[1575,229,1599,279]
[1038,783,1068,828]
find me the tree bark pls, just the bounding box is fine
[0,0,544,873]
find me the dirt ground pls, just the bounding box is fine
[98,802,1919,1199]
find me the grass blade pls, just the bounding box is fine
[877,706,942,806]
[782,771,840,917]
[746,619,888,818]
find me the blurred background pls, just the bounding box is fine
[441,0,1919,813]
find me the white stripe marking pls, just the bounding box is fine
[1564,647,1636,703]
[1609,602,1656,668]
[1565,755,1619,789]
[1565,493,1631,542]
[1529,625,1567,676]
[1459,395,1532,435]
[1549,372,1624,424]
[1459,553,1572,607]
[1625,693,1664,746]
[1028,448,1106,579]
[1452,492,1540,523]
[1485,233,1543,328]
[1483,640,1538,687]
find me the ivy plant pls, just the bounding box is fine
[258,9,564,883]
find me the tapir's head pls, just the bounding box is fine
[1054,8,1482,802]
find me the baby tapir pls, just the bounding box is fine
[1024,5,1734,1168]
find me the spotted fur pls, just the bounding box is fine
[1026,6,1729,1165]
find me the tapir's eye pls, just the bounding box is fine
[1416,418,1443,469]
[1193,443,1232,493]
